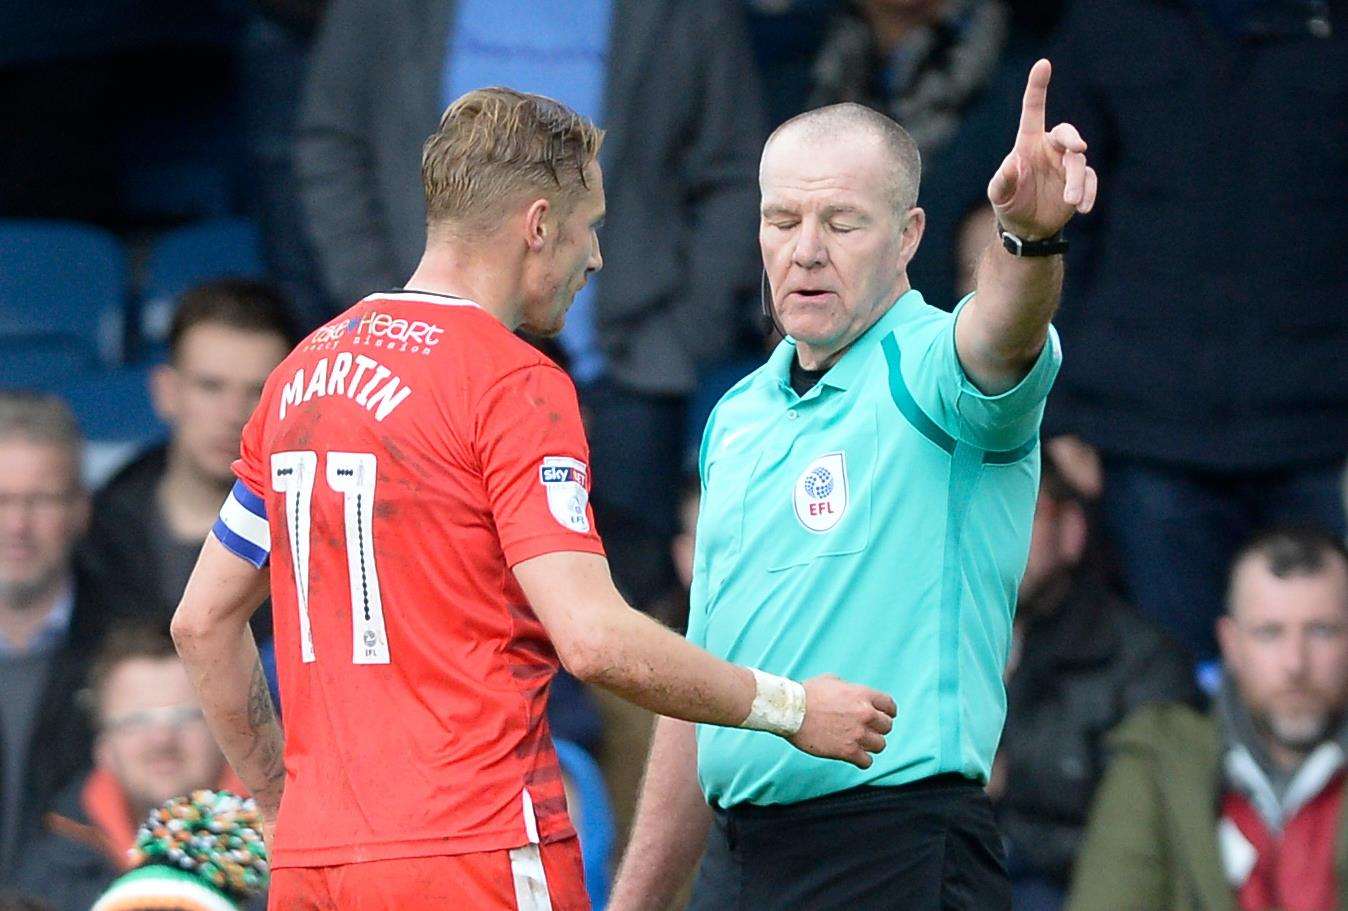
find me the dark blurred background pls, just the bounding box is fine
[0,2,1343,910]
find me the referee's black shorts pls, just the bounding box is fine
[687,773,1009,911]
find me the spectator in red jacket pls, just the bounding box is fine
[1070,526,1348,911]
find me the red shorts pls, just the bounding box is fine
[267,838,589,910]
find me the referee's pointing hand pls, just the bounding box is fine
[788,675,898,769]
[987,58,1097,240]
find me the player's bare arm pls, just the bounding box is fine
[608,717,710,911]
[514,551,897,768]
[955,58,1098,395]
[171,535,283,839]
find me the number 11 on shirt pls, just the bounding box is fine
[271,450,391,665]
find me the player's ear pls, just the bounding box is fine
[524,197,550,253]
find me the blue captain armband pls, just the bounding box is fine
[212,480,271,568]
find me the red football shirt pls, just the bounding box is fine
[212,290,605,868]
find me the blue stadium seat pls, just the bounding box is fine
[144,217,264,303]
[138,218,265,360]
[554,738,616,910]
[0,336,100,391]
[0,219,129,369]
[57,365,166,446]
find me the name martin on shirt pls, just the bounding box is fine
[278,352,411,423]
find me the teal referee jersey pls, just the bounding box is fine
[687,289,1062,808]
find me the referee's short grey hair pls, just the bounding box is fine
[0,390,84,466]
[765,103,922,213]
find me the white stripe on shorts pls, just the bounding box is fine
[522,788,540,843]
[510,844,554,911]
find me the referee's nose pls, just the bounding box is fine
[791,217,828,269]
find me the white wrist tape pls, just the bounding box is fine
[742,668,807,737]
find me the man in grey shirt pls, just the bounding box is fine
[0,392,110,884]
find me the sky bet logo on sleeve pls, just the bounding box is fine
[540,456,591,533]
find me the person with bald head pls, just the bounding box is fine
[609,60,1097,911]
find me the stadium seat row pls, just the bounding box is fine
[0,217,264,450]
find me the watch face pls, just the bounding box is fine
[999,228,1066,257]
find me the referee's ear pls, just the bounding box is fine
[898,206,926,270]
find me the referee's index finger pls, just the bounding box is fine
[1017,58,1051,141]
[871,691,898,717]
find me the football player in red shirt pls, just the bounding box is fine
[172,88,896,910]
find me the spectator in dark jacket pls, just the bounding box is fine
[79,280,294,639]
[1044,0,1348,662]
[991,455,1198,911]
[295,0,765,606]
[14,624,245,911]
[0,393,111,886]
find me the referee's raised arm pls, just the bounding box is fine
[956,58,1096,395]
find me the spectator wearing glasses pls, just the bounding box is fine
[0,393,111,888]
[14,624,243,911]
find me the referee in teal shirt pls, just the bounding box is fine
[610,60,1099,910]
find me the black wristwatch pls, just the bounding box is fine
[997,222,1069,258]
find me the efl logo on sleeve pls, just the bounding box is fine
[539,456,591,533]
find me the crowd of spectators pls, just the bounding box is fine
[15,624,248,909]
[0,1,1344,909]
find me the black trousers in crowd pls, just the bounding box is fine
[687,774,1010,911]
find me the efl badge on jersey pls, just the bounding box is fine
[539,456,591,533]
[794,452,848,533]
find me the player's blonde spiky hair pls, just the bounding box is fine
[422,86,605,235]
